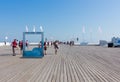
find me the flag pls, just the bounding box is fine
[26,25,28,32]
[33,25,36,32]
[40,26,43,32]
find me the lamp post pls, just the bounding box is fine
[5,36,8,45]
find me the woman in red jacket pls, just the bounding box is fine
[12,39,17,56]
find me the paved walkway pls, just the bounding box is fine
[0,45,120,82]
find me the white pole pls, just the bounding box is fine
[82,26,85,42]
[98,26,102,41]
[90,29,93,43]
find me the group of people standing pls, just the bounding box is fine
[44,40,59,55]
[11,39,28,56]
[11,39,59,56]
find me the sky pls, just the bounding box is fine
[0,0,120,43]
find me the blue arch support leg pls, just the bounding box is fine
[23,32,44,58]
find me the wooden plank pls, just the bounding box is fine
[0,46,120,82]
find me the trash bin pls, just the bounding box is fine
[108,43,113,47]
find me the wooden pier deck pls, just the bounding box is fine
[0,45,120,82]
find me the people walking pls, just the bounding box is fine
[53,41,59,55]
[44,41,47,55]
[19,40,23,54]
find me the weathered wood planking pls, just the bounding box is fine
[0,45,120,82]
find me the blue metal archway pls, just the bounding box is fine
[23,32,44,58]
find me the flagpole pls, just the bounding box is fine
[82,26,85,42]
[90,29,92,43]
[98,26,102,42]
